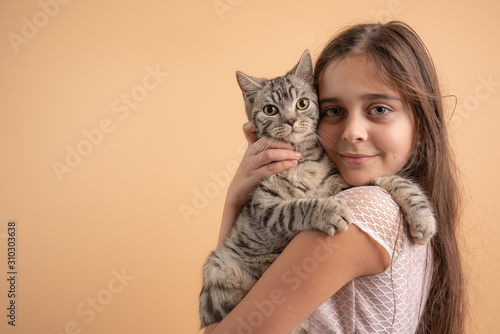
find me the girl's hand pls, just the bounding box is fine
[217,122,301,244]
[228,122,301,210]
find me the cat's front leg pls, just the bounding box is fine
[261,197,353,237]
[371,175,436,245]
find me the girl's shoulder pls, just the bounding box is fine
[335,186,405,260]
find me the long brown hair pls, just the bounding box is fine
[314,21,466,333]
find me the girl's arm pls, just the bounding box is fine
[206,221,391,333]
[217,122,301,244]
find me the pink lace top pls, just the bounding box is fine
[309,186,433,333]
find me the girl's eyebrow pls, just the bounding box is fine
[361,93,401,101]
[318,97,341,105]
[319,93,401,105]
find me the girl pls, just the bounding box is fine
[204,21,466,333]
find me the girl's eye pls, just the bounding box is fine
[296,98,309,110]
[369,106,390,116]
[324,107,343,117]
[263,105,279,116]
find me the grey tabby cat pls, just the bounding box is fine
[199,50,436,333]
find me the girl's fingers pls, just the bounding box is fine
[231,122,300,202]
[249,137,295,156]
[243,122,295,152]
[252,148,301,170]
[256,159,299,179]
[224,122,302,217]
[241,129,300,176]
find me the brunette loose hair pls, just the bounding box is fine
[314,21,466,333]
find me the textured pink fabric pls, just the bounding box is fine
[309,186,433,334]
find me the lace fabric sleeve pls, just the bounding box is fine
[335,186,405,261]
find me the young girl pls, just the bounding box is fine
[204,21,466,333]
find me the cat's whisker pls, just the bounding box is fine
[316,129,335,153]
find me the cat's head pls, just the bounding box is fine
[236,50,319,144]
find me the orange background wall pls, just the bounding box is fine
[0,1,499,333]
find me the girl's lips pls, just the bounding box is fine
[340,153,376,165]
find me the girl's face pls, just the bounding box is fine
[317,54,415,186]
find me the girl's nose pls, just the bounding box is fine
[342,113,367,143]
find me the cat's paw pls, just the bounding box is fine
[408,210,436,245]
[314,198,353,236]
[371,175,436,245]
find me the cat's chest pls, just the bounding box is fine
[277,160,332,193]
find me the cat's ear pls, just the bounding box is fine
[236,71,265,97]
[286,50,313,86]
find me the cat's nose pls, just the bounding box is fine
[287,118,296,126]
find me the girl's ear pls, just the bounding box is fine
[286,50,313,86]
[236,71,266,98]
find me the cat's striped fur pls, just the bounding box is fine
[199,50,436,333]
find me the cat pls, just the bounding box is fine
[199,50,436,333]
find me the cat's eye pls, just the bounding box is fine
[296,98,309,110]
[263,105,279,116]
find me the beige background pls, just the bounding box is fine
[0,0,499,333]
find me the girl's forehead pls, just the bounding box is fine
[320,55,379,83]
[318,54,399,98]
